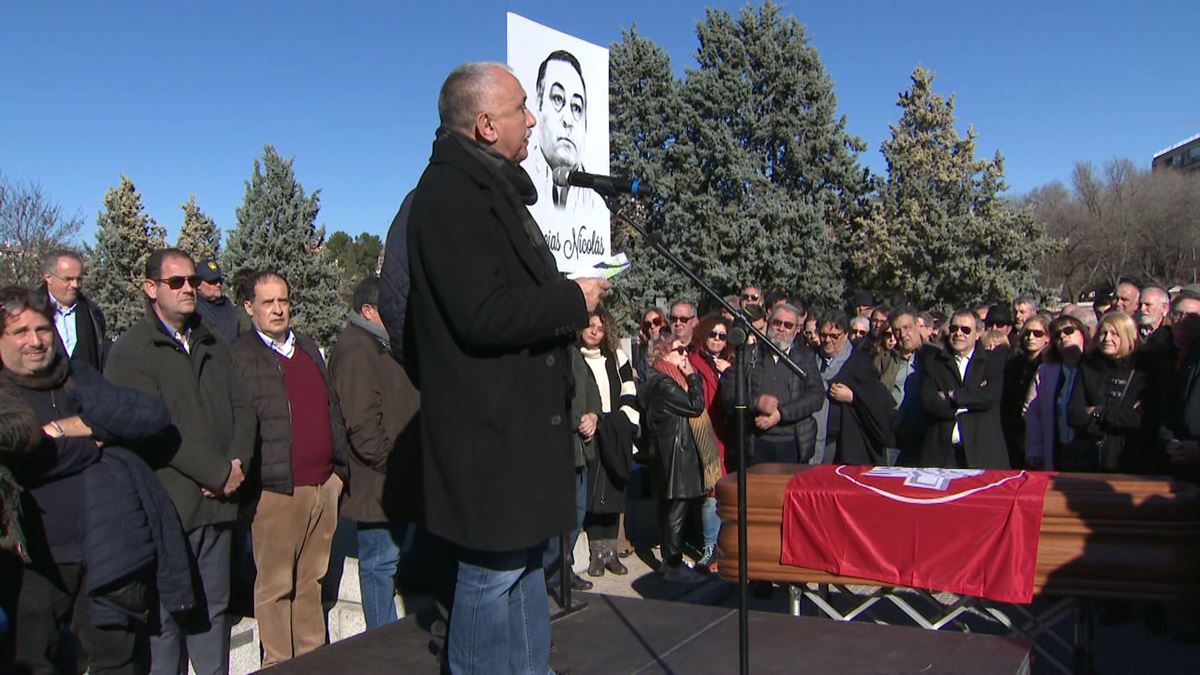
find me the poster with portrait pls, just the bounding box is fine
[507,13,610,276]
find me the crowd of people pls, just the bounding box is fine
[0,248,422,673]
[2,58,1198,675]
[633,283,1200,478]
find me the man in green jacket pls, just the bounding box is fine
[106,248,256,675]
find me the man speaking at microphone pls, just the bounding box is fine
[407,61,609,674]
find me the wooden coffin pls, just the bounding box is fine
[716,464,1200,602]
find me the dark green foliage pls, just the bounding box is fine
[89,175,165,336]
[177,194,222,263]
[846,66,1057,312]
[326,230,383,304]
[223,145,344,346]
[607,2,871,328]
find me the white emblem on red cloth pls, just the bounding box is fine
[863,467,983,491]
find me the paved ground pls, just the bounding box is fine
[555,538,1200,674]
[227,521,1199,673]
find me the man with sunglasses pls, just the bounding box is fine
[728,303,824,465]
[919,309,1009,469]
[814,310,895,466]
[669,300,699,345]
[106,248,257,674]
[739,285,763,311]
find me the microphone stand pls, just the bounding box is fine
[601,194,812,675]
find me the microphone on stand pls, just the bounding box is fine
[552,167,655,199]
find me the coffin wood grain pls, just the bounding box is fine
[716,464,1200,602]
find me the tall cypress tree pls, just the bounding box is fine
[607,25,686,326]
[607,2,871,317]
[90,175,166,336]
[847,66,1056,311]
[177,194,222,263]
[223,145,343,345]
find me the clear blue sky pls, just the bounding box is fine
[2,0,1196,246]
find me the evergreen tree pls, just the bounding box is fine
[223,145,343,345]
[847,66,1056,311]
[326,230,383,304]
[607,3,871,321]
[90,175,166,336]
[606,25,686,327]
[176,194,222,262]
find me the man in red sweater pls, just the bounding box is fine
[230,271,349,667]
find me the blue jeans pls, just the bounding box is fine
[449,544,552,675]
[356,522,410,630]
[700,496,720,550]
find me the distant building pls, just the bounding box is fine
[1152,133,1200,173]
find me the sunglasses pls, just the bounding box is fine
[670,315,694,324]
[770,319,796,330]
[741,293,760,301]
[642,317,664,329]
[1023,329,1047,338]
[849,328,867,336]
[1054,326,1078,339]
[948,324,974,335]
[709,330,728,340]
[986,321,1011,329]
[153,275,200,290]
[672,345,688,355]
[819,332,845,341]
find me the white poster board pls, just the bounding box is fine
[507,13,610,275]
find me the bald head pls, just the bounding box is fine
[437,62,510,134]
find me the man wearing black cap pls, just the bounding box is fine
[194,259,240,344]
[984,304,1016,354]
[850,290,875,319]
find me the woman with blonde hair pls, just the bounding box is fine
[1065,311,1146,471]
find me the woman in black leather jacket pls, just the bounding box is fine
[638,334,710,585]
[1066,311,1147,471]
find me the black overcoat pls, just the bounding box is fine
[407,133,588,552]
[829,348,897,466]
[920,346,1010,469]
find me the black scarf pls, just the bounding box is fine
[437,128,559,281]
[2,351,70,391]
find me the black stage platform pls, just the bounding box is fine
[269,593,1031,673]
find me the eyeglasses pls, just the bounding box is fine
[948,324,973,335]
[642,317,663,329]
[709,330,728,340]
[670,315,694,324]
[741,293,760,301]
[153,275,200,290]
[1023,329,1047,338]
[1053,326,1078,339]
[819,332,845,341]
[770,319,796,330]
